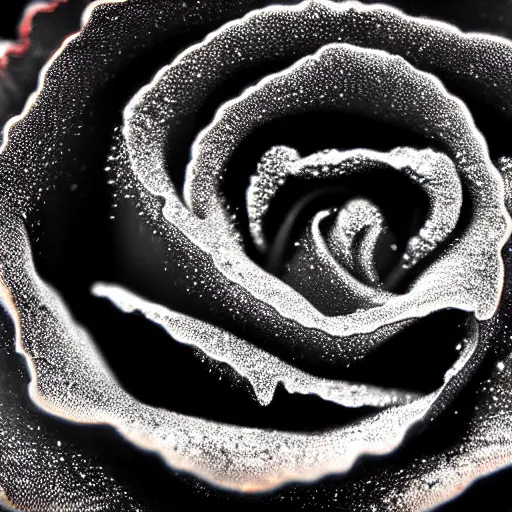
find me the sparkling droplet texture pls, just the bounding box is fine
[0,0,511,510]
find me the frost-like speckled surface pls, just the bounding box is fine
[248,146,462,269]
[0,0,92,145]
[325,198,386,286]
[0,0,512,510]
[93,282,419,408]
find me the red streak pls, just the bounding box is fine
[0,0,69,69]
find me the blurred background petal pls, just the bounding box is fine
[0,0,91,143]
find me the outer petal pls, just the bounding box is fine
[0,0,92,144]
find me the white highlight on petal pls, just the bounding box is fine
[282,209,392,315]
[123,37,509,361]
[0,215,485,491]
[326,198,386,285]
[0,0,509,506]
[247,146,462,270]
[92,282,419,408]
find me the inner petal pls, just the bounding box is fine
[326,198,387,286]
[247,145,462,275]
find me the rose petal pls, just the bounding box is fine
[123,37,508,365]
[0,213,485,491]
[92,281,418,408]
[247,146,462,270]
[326,198,387,286]
[0,0,510,508]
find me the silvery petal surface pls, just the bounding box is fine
[0,1,511,511]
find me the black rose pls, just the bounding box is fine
[0,1,512,511]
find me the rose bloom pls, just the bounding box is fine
[0,0,512,511]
